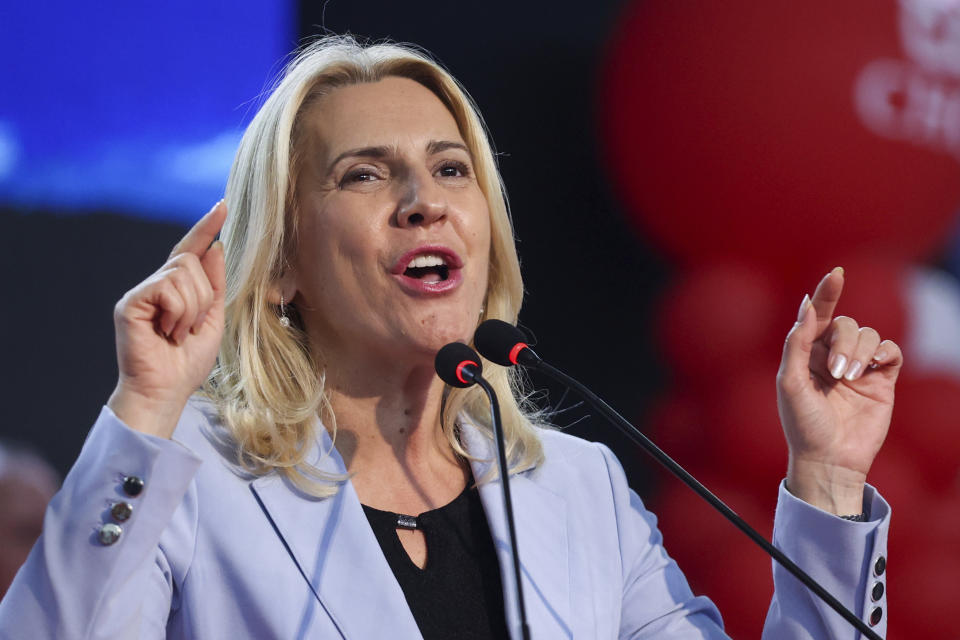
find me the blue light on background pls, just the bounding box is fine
[0,1,294,224]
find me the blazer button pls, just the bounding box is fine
[122,475,144,497]
[871,581,884,602]
[98,523,122,546]
[111,501,133,522]
[869,606,883,626]
[873,555,886,577]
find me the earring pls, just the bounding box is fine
[279,294,291,328]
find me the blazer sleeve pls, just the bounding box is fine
[596,443,890,639]
[763,482,889,639]
[0,406,202,640]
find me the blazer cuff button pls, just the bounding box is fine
[111,501,133,522]
[122,475,144,497]
[98,523,122,546]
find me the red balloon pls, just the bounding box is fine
[822,258,908,345]
[706,366,789,488]
[599,0,960,273]
[886,542,960,637]
[696,533,773,639]
[653,476,774,637]
[653,475,773,570]
[886,374,960,491]
[644,390,715,475]
[914,491,960,554]
[656,263,782,383]
[867,444,929,518]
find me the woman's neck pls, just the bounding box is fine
[323,351,470,514]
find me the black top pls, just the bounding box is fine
[361,487,510,639]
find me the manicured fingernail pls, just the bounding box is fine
[830,354,848,379]
[874,351,887,362]
[797,294,811,322]
[833,266,844,276]
[844,360,862,381]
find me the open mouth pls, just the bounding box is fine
[402,254,451,282]
[391,246,463,294]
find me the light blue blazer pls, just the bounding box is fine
[0,398,889,639]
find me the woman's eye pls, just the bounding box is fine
[340,168,381,187]
[437,161,470,178]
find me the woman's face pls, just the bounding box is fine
[289,76,491,367]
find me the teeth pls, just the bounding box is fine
[407,254,447,269]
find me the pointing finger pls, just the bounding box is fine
[200,240,226,304]
[779,294,818,392]
[810,266,844,338]
[170,200,227,260]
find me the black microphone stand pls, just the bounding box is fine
[465,371,532,640]
[516,348,882,640]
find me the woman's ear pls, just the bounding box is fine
[267,272,298,306]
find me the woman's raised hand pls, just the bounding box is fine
[107,201,227,438]
[777,267,903,515]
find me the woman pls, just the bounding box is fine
[0,37,898,638]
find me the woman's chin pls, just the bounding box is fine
[407,319,477,356]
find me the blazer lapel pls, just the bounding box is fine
[250,426,422,640]
[463,422,572,640]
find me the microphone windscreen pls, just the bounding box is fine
[435,342,483,388]
[474,319,529,366]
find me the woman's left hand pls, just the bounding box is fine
[777,267,903,516]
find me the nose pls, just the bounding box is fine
[395,169,447,228]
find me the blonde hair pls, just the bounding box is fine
[206,35,544,496]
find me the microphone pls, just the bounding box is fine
[472,320,882,640]
[434,342,483,387]
[434,343,531,640]
[473,319,537,367]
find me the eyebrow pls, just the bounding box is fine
[426,140,469,156]
[326,140,471,174]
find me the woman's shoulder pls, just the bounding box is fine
[171,395,222,451]
[171,395,253,480]
[535,425,618,468]
[528,425,629,499]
